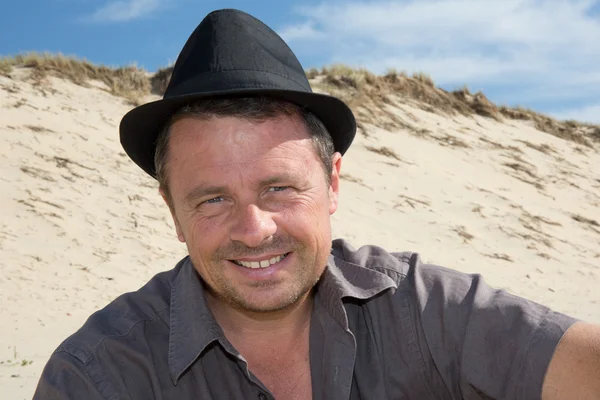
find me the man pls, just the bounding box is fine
[34,8,599,400]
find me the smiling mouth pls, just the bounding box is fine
[230,253,290,269]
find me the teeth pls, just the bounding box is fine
[234,254,286,269]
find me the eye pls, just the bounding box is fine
[204,196,224,204]
[268,186,289,193]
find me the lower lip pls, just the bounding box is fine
[228,253,292,279]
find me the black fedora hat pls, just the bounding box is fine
[119,8,356,179]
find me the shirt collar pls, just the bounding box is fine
[168,240,397,383]
[168,257,226,384]
[316,246,398,329]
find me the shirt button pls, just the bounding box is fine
[258,394,267,400]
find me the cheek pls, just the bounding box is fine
[278,195,331,236]
[184,215,227,255]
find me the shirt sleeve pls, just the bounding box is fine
[33,351,107,400]
[409,261,578,400]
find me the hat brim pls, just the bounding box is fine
[119,89,356,178]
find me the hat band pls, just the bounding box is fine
[166,69,312,99]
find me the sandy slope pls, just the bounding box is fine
[1,69,598,398]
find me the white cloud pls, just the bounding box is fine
[552,104,600,123]
[279,22,322,41]
[87,0,161,22]
[281,0,600,110]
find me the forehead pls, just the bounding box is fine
[168,112,313,156]
[165,113,321,188]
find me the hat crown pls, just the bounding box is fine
[119,8,355,179]
[165,9,311,97]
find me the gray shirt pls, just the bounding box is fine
[33,239,577,399]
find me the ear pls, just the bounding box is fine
[159,187,186,243]
[328,152,342,215]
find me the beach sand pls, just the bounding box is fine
[1,68,598,399]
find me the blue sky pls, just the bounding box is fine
[2,0,600,123]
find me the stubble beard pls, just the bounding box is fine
[197,235,329,313]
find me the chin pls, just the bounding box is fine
[235,285,315,313]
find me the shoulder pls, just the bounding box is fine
[55,257,187,363]
[331,238,462,286]
[330,238,505,308]
[331,238,415,280]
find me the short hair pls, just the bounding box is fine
[154,96,335,206]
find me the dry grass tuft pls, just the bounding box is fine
[516,140,556,155]
[20,166,56,182]
[365,145,402,161]
[502,162,538,179]
[311,65,599,147]
[3,54,599,146]
[478,137,523,153]
[305,67,320,79]
[412,72,435,87]
[24,125,54,133]
[151,65,173,95]
[321,64,381,92]
[436,133,471,148]
[0,59,13,77]
[451,87,502,121]
[571,214,600,227]
[499,106,594,147]
[394,194,431,210]
[1,52,150,105]
[483,253,514,262]
[453,225,475,243]
[340,173,373,190]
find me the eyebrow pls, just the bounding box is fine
[184,184,229,204]
[258,174,295,187]
[184,174,300,204]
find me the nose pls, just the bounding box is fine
[229,204,277,248]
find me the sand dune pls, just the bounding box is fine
[1,66,598,399]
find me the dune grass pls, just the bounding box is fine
[310,65,598,147]
[2,53,598,146]
[0,52,150,105]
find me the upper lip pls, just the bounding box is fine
[229,252,289,262]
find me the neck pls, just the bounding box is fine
[206,291,314,350]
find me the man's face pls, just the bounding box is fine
[163,112,342,313]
